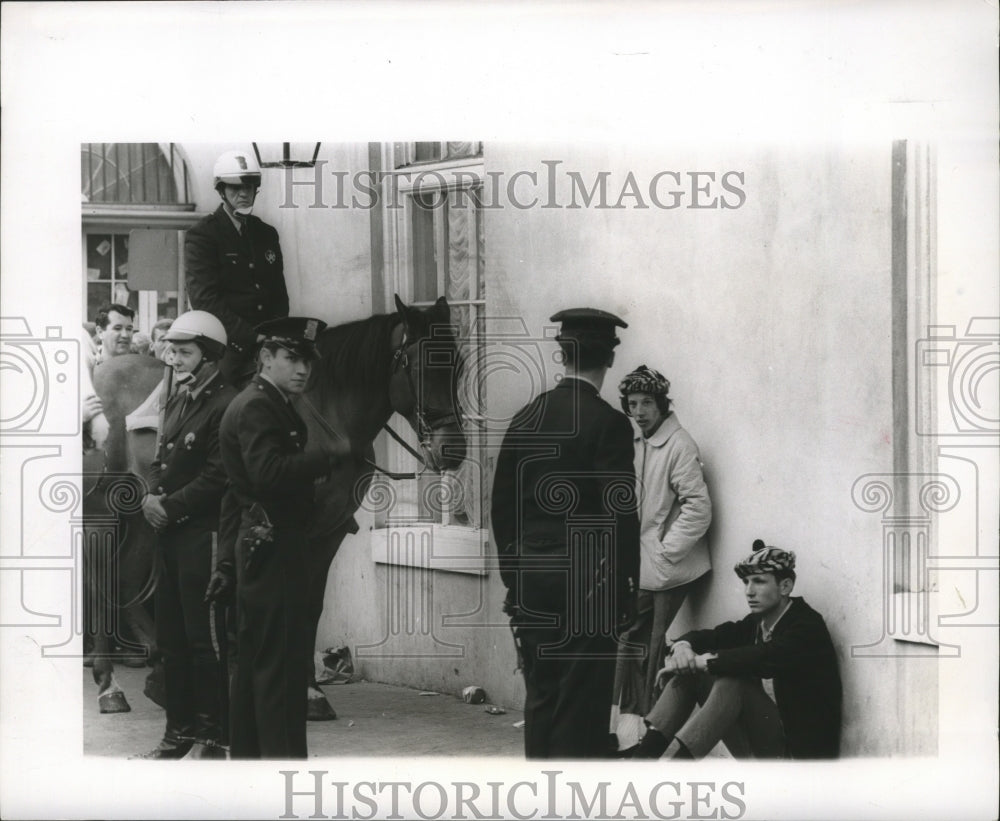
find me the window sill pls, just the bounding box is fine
[371,524,489,576]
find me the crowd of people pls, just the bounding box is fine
[85,148,842,762]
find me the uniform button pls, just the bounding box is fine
[257,304,263,310]
[166,443,174,450]
[249,263,255,269]
[255,283,260,290]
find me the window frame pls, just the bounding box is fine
[370,142,488,574]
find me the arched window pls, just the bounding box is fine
[81,143,190,205]
[81,143,202,332]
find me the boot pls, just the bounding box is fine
[131,719,194,760]
[182,739,228,760]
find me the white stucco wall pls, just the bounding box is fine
[179,141,983,756]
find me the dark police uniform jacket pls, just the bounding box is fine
[185,205,288,360]
[492,377,640,630]
[677,596,843,759]
[152,371,238,533]
[218,374,330,758]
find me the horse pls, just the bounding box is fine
[86,353,166,712]
[299,294,467,718]
[86,295,467,720]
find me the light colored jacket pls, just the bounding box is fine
[634,411,712,590]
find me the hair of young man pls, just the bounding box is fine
[95,303,135,330]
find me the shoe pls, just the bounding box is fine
[130,738,193,760]
[182,740,228,760]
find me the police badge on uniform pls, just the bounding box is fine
[265,249,277,264]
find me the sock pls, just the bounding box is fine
[634,727,670,759]
[669,737,695,759]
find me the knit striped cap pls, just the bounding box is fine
[618,365,670,397]
[734,539,796,578]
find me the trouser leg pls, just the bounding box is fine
[175,531,226,745]
[154,543,195,744]
[644,672,702,743]
[665,675,786,759]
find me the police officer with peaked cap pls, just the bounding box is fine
[185,149,289,389]
[134,310,237,759]
[491,307,641,758]
[214,316,347,758]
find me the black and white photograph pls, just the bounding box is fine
[1,3,997,819]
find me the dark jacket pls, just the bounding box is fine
[185,205,288,356]
[218,375,329,530]
[491,377,640,625]
[151,371,237,531]
[679,596,843,758]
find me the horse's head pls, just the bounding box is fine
[388,295,467,472]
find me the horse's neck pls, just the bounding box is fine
[310,390,393,445]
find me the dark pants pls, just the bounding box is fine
[155,527,227,745]
[516,623,618,759]
[230,518,311,759]
[646,672,787,759]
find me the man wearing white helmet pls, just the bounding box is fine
[134,310,238,760]
[185,149,288,388]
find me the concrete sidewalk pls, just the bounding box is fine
[83,666,525,758]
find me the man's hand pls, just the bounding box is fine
[141,494,169,529]
[82,394,103,424]
[693,652,717,673]
[204,568,234,604]
[668,640,699,673]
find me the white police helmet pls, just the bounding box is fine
[163,310,228,361]
[212,150,262,190]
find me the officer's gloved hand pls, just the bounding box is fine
[204,566,234,604]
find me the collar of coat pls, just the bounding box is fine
[554,376,600,396]
[634,410,680,447]
[254,373,291,404]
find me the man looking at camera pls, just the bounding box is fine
[134,310,236,760]
[627,541,842,760]
[94,303,136,362]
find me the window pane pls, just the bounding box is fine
[87,284,111,324]
[411,192,439,302]
[413,142,442,163]
[112,282,139,312]
[446,200,473,302]
[114,233,129,281]
[87,234,113,279]
[445,142,481,160]
[156,291,179,320]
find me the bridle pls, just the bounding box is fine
[374,321,461,480]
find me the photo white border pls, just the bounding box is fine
[2,2,997,819]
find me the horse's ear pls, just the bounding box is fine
[394,294,407,316]
[433,295,450,320]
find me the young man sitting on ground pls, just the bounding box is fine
[627,541,842,760]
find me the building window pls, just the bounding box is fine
[81,143,199,331]
[372,142,488,573]
[81,142,190,205]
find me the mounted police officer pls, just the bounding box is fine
[185,148,289,388]
[491,308,641,759]
[134,310,236,759]
[214,317,346,759]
